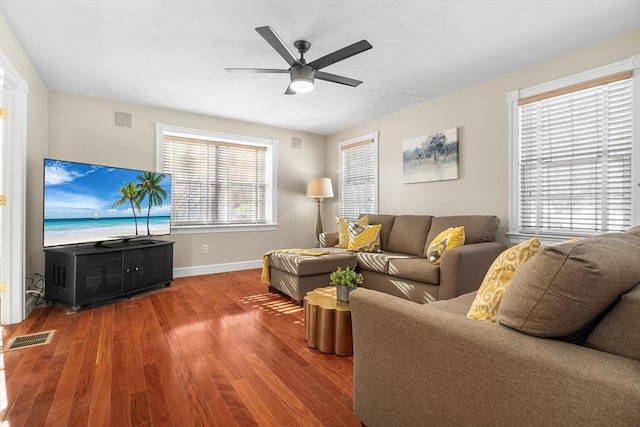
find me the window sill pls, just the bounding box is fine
[171,224,278,235]
[507,231,599,247]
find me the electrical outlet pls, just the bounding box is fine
[202,244,208,254]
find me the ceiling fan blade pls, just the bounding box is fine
[225,68,289,74]
[315,71,363,87]
[255,26,299,67]
[285,86,296,95]
[308,40,372,71]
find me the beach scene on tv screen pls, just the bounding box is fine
[44,159,172,247]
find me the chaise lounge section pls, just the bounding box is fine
[267,249,357,304]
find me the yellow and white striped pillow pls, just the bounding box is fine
[467,237,542,322]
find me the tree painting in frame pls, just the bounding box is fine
[402,127,459,183]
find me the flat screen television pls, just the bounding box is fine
[43,158,172,247]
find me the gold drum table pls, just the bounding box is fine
[303,286,353,356]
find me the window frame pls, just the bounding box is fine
[508,55,640,245]
[338,131,379,220]
[155,123,278,234]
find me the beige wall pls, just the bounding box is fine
[3,7,640,278]
[47,92,326,272]
[0,12,48,276]
[325,30,640,243]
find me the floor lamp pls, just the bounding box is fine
[307,178,334,243]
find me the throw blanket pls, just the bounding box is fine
[261,248,331,284]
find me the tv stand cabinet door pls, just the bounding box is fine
[76,252,126,303]
[129,243,174,291]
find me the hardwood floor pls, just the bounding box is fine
[0,269,360,426]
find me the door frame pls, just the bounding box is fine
[0,48,28,325]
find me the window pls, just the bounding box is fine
[156,123,277,232]
[508,56,639,243]
[338,132,379,219]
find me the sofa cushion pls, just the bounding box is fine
[585,284,640,361]
[362,214,396,250]
[497,232,640,341]
[357,251,412,274]
[425,226,465,265]
[425,215,499,255]
[335,215,368,249]
[386,215,433,257]
[388,257,440,284]
[347,223,382,252]
[467,237,542,322]
[428,291,477,316]
[269,250,357,277]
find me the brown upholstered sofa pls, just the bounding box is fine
[320,214,507,303]
[267,214,506,304]
[350,227,640,426]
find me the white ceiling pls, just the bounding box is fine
[1,1,639,135]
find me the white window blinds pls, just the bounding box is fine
[339,134,378,220]
[517,72,633,235]
[158,128,275,228]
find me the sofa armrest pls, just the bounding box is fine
[350,288,640,427]
[319,232,338,248]
[438,241,506,299]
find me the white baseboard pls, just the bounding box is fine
[25,294,37,317]
[173,259,262,278]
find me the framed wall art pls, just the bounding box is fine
[402,127,459,183]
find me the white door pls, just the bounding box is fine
[1,80,4,318]
[0,49,27,325]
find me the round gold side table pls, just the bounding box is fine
[303,286,353,356]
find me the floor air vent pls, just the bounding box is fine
[5,330,55,351]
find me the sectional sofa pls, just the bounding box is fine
[266,214,506,304]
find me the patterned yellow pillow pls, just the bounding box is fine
[335,216,368,249]
[467,237,542,322]
[426,226,465,265]
[347,223,382,252]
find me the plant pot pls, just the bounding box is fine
[336,284,356,302]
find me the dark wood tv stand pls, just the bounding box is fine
[44,240,174,311]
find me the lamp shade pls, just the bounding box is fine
[307,178,334,198]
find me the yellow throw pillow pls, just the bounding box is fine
[467,237,542,322]
[426,226,465,265]
[347,223,382,252]
[335,215,368,248]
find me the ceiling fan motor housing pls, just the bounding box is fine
[290,64,315,81]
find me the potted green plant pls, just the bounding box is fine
[330,266,363,302]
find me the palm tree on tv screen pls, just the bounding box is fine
[137,172,167,235]
[113,182,142,235]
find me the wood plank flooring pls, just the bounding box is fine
[0,269,360,426]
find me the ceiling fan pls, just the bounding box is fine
[226,26,372,94]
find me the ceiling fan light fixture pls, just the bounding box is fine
[290,65,315,93]
[290,77,314,93]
